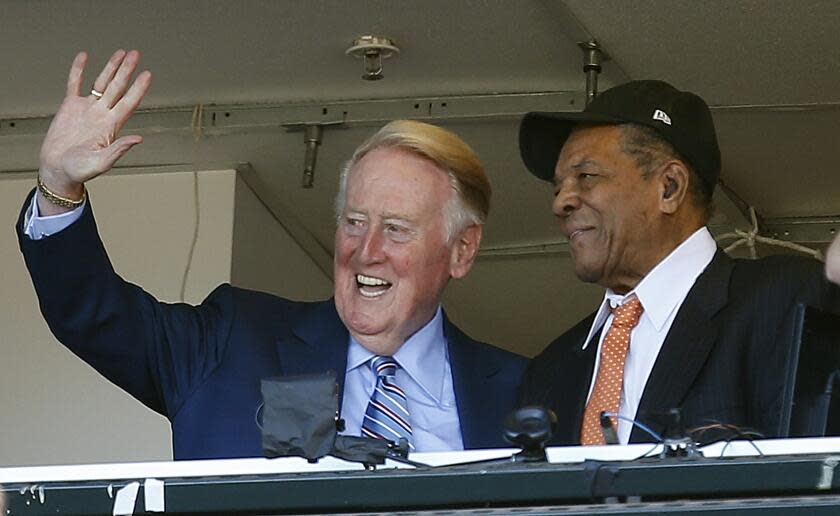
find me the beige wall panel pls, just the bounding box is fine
[444,254,603,358]
[0,169,235,466]
[231,175,333,301]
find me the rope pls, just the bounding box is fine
[180,104,204,302]
[716,206,824,261]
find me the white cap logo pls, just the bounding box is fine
[652,109,672,125]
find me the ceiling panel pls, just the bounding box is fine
[0,0,616,117]
[714,108,840,217]
[563,0,840,105]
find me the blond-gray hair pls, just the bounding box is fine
[335,120,490,242]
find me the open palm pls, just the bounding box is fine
[39,50,152,193]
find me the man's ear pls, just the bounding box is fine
[450,224,482,279]
[657,160,691,214]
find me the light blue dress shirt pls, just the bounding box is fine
[341,306,464,452]
[24,193,85,239]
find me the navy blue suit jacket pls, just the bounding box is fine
[18,193,526,460]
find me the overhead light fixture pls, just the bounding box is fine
[346,35,400,81]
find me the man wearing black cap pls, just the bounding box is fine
[518,80,840,446]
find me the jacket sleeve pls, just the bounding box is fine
[16,189,234,419]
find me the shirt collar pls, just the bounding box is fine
[582,227,717,348]
[346,306,447,403]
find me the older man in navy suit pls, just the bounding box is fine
[18,50,526,459]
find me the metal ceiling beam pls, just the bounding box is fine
[709,102,840,113]
[763,216,840,244]
[476,215,840,262]
[478,239,570,259]
[0,91,584,139]
[4,93,840,141]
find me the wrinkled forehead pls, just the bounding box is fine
[345,148,454,217]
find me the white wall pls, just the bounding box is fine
[0,169,235,466]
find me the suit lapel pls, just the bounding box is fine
[526,313,599,445]
[568,329,600,444]
[280,299,350,401]
[632,250,733,441]
[444,313,505,448]
[549,322,599,445]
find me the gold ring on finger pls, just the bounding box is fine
[90,88,104,99]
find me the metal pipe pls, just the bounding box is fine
[579,41,608,107]
[585,68,599,107]
[302,124,323,188]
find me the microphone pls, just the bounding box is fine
[599,411,619,445]
[503,406,557,461]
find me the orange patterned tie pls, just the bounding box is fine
[580,295,644,446]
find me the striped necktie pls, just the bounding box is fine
[361,355,413,449]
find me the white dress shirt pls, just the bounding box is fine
[582,227,717,444]
[24,192,465,451]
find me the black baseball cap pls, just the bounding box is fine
[519,80,721,192]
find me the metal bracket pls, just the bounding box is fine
[578,41,610,106]
[763,216,840,244]
[301,125,323,188]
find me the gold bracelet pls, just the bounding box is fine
[37,176,87,209]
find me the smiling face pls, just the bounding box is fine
[334,146,470,355]
[552,124,666,294]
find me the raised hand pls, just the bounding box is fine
[38,49,152,212]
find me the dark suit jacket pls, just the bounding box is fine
[520,249,840,445]
[17,192,526,460]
